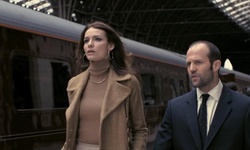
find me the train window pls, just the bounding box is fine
[12,55,70,109]
[161,77,170,105]
[170,80,177,99]
[179,80,185,95]
[140,74,161,105]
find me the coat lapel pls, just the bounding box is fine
[185,90,203,150]
[100,69,131,123]
[66,71,89,123]
[66,71,89,104]
[204,87,232,149]
[65,71,90,150]
[67,69,132,124]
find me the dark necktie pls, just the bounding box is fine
[198,94,210,147]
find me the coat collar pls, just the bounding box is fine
[67,68,132,123]
[67,68,131,91]
[100,68,131,123]
[66,69,89,93]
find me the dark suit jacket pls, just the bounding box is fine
[154,86,250,150]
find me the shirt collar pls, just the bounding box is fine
[196,80,223,102]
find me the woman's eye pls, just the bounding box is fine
[95,37,102,41]
[83,39,89,43]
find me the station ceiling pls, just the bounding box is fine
[68,0,250,75]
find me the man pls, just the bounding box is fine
[154,41,250,150]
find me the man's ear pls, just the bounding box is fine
[213,60,221,71]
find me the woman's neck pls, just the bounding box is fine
[88,60,110,76]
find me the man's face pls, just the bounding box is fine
[186,43,214,92]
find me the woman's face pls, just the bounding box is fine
[83,27,114,62]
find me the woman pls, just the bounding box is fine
[62,21,148,150]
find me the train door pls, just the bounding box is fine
[2,51,71,150]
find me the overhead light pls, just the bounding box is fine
[235,1,250,7]
[224,58,233,70]
[71,13,77,21]
[22,0,41,8]
[8,0,53,16]
[46,8,54,15]
[225,7,233,11]
[211,0,250,32]
[9,0,22,4]
[36,2,51,11]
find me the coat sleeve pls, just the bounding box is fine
[153,100,174,150]
[128,75,148,150]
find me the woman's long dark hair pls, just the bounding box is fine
[74,21,134,76]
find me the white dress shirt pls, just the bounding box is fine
[197,80,223,134]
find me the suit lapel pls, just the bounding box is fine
[204,87,232,149]
[185,90,203,150]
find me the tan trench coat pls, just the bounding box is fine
[61,68,148,150]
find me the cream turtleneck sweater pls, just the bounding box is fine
[77,60,110,145]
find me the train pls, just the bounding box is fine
[1,1,250,150]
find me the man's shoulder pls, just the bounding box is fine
[170,90,195,104]
[233,91,250,104]
[223,88,250,106]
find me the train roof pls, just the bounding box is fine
[220,68,250,82]
[1,1,250,81]
[0,1,186,67]
[0,1,83,41]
